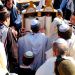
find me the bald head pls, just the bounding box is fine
[53,38,69,56]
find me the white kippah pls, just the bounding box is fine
[53,17,63,26]
[59,21,70,32]
[55,38,69,51]
[31,19,39,26]
[55,38,68,45]
[25,51,34,58]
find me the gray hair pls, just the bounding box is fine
[53,38,69,55]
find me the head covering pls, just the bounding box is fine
[55,38,68,47]
[59,21,70,32]
[31,19,40,26]
[24,51,34,58]
[57,9,62,14]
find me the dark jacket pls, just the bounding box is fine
[53,0,62,9]
[0,24,18,72]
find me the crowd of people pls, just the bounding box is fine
[0,0,75,75]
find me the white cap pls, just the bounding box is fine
[55,38,67,45]
[31,19,39,26]
[53,17,63,26]
[24,51,34,58]
[59,21,70,32]
[54,38,69,52]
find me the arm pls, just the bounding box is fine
[7,28,18,63]
[60,0,67,10]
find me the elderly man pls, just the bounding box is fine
[35,38,75,75]
[5,0,21,32]
[18,19,50,71]
[58,21,75,59]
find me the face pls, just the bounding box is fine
[70,15,75,25]
[6,0,13,9]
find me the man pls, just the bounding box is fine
[18,19,50,71]
[0,4,18,73]
[35,38,75,75]
[58,22,75,59]
[54,38,75,75]
[19,51,35,75]
[59,0,75,20]
[5,0,21,32]
[50,9,63,39]
[45,9,64,59]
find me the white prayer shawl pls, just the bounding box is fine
[35,57,56,75]
[45,48,54,59]
[0,42,8,75]
[44,17,63,59]
[51,17,63,37]
[67,33,75,59]
[52,17,63,26]
[49,17,63,45]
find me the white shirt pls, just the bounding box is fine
[67,33,75,59]
[35,57,56,75]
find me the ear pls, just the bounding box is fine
[53,48,59,56]
[53,43,58,56]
